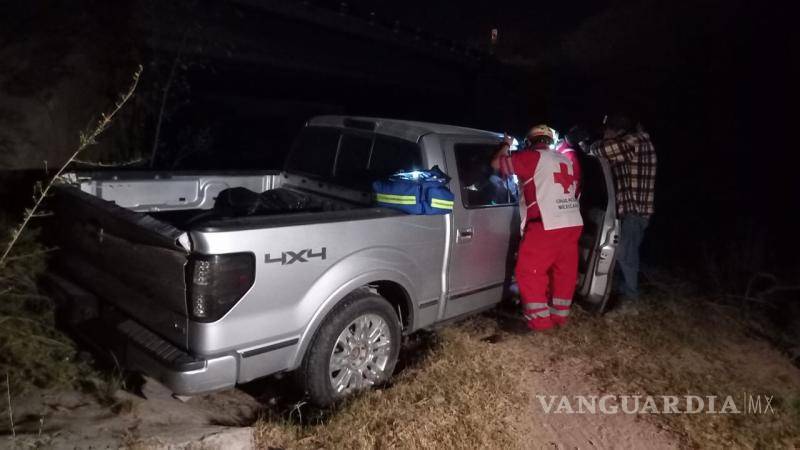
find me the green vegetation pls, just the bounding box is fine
[0,224,86,394]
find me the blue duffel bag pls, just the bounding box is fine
[373,166,455,215]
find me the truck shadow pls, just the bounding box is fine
[237,329,441,426]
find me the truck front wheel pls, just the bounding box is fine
[299,289,401,407]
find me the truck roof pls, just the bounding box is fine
[307,115,502,143]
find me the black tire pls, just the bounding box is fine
[298,289,402,407]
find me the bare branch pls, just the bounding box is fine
[5,372,14,439]
[72,157,146,167]
[744,272,778,299]
[150,27,191,167]
[724,294,773,306]
[0,65,143,267]
[1,247,59,263]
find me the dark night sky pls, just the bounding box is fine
[217,0,789,275]
[321,0,610,55]
[0,0,794,278]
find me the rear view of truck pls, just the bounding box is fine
[46,174,282,393]
[44,117,449,404]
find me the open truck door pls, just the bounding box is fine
[575,154,619,313]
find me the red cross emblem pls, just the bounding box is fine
[553,163,575,194]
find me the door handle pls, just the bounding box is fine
[457,227,474,243]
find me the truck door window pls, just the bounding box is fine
[454,143,517,208]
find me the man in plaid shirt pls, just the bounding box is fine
[590,115,657,300]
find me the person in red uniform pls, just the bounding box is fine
[492,125,583,330]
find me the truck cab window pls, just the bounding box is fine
[454,143,517,208]
[287,128,422,191]
[334,133,372,177]
[369,136,422,178]
[285,127,340,178]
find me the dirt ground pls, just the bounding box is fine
[510,352,678,449]
[0,378,260,448]
[1,331,678,450]
[3,296,799,449]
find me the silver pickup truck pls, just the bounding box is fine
[46,116,618,406]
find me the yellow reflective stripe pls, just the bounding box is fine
[378,199,417,205]
[376,193,417,205]
[430,198,454,209]
[377,193,416,201]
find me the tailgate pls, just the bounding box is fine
[50,186,191,349]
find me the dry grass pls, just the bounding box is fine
[255,320,530,449]
[255,288,800,449]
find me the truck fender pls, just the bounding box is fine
[286,246,419,371]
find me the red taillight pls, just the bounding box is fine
[187,253,255,322]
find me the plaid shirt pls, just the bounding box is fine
[590,131,657,217]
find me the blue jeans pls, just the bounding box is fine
[615,214,649,299]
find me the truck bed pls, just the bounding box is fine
[65,170,377,232]
[150,186,361,230]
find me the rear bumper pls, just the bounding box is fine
[119,319,238,395]
[45,273,238,395]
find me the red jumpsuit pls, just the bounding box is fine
[500,144,583,330]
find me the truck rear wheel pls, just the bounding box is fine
[299,289,401,407]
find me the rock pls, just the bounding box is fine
[6,426,255,450]
[141,376,175,401]
[136,426,255,450]
[194,427,254,450]
[173,394,193,403]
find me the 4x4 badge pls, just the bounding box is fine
[265,247,327,265]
